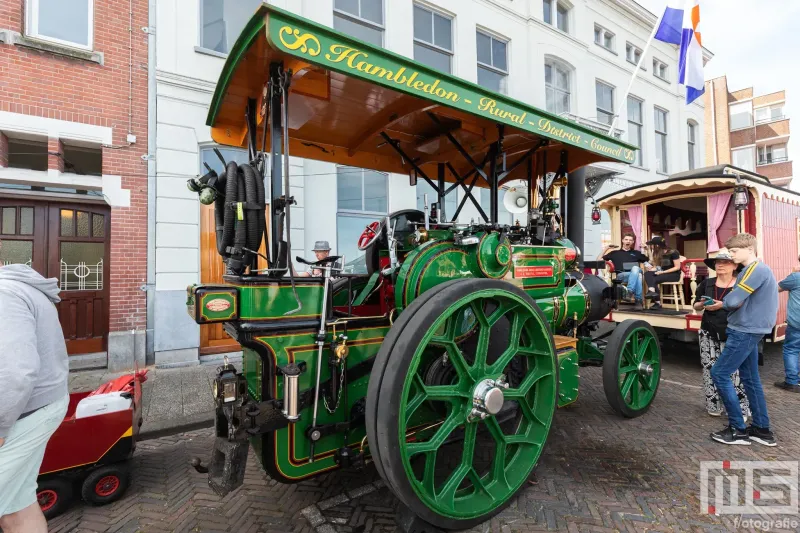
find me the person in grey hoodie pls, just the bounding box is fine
[0,256,70,533]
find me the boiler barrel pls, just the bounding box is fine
[532,273,612,330]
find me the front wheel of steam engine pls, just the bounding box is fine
[366,279,558,530]
[602,319,661,418]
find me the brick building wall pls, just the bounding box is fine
[0,0,149,367]
[704,78,732,165]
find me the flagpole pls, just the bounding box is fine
[607,11,664,135]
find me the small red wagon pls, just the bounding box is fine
[36,370,147,519]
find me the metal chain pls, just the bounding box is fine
[323,360,346,414]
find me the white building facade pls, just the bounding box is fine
[153,0,708,366]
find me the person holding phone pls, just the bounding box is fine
[693,249,750,419]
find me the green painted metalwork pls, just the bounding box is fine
[395,239,479,310]
[616,327,661,410]
[237,283,324,321]
[250,324,390,481]
[476,233,511,279]
[510,246,565,297]
[576,337,604,364]
[557,348,579,407]
[396,288,557,520]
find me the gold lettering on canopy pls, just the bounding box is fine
[478,98,527,125]
[272,21,636,164]
[278,26,321,56]
[325,44,460,102]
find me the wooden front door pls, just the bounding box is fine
[199,203,270,355]
[199,203,240,355]
[0,199,110,355]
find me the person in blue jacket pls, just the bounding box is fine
[777,255,800,392]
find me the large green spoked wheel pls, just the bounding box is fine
[366,279,558,530]
[602,319,661,418]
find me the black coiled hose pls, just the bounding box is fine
[212,161,265,273]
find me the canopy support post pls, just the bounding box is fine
[437,163,446,222]
[269,62,284,266]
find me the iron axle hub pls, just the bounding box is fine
[470,377,509,420]
[637,362,654,376]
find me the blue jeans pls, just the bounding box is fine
[616,266,642,301]
[783,324,800,385]
[710,328,770,431]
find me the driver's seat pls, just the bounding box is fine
[364,209,426,275]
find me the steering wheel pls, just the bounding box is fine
[357,221,383,251]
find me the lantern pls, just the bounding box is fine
[734,184,749,211]
[591,206,602,225]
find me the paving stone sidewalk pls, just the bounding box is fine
[51,340,800,532]
[68,359,240,438]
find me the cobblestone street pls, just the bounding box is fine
[49,341,800,533]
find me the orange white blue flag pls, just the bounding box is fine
[654,0,704,104]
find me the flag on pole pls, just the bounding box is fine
[654,0,705,104]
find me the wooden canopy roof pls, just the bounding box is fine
[207,4,637,185]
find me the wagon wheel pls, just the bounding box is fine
[81,464,131,505]
[366,279,557,530]
[37,478,74,520]
[602,319,661,418]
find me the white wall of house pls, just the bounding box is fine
[153,0,707,365]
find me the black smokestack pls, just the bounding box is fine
[566,167,586,267]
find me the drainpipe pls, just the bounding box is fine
[145,0,156,364]
[711,79,718,165]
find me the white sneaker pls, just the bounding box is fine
[707,410,723,417]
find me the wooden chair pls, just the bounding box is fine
[658,256,687,311]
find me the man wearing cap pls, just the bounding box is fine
[296,241,335,277]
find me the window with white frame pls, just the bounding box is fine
[594,25,615,52]
[545,59,571,115]
[729,101,753,130]
[758,144,788,165]
[413,5,453,73]
[333,0,384,46]
[416,180,457,219]
[627,96,644,167]
[625,42,643,67]
[755,104,785,124]
[476,30,508,94]
[732,146,755,171]
[337,166,388,269]
[26,0,94,49]
[687,121,697,170]
[543,0,570,33]
[652,58,668,81]
[596,81,615,126]
[201,0,262,54]
[200,145,250,176]
[654,107,669,173]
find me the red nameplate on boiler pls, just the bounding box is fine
[514,266,554,278]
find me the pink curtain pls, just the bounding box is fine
[707,192,731,252]
[626,206,643,251]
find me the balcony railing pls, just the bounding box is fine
[758,156,789,165]
[559,113,624,139]
[756,115,786,125]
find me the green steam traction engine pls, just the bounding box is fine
[185,5,660,530]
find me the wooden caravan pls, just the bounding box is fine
[597,164,799,342]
